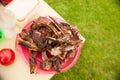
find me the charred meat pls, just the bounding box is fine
[18,16,82,73]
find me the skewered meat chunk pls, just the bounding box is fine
[40,51,52,70]
[52,57,61,72]
[29,50,37,74]
[18,16,82,73]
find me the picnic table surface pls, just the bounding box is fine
[0,0,85,80]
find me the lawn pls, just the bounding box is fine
[45,0,120,80]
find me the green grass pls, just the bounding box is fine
[45,0,120,80]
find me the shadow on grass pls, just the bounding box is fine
[116,0,120,6]
[117,75,120,80]
[116,67,120,80]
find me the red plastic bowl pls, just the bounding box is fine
[15,17,83,74]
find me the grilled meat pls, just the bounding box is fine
[18,16,82,73]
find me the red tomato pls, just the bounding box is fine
[0,48,15,66]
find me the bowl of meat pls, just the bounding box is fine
[16,16,84,74]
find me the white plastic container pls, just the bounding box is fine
[6,0,40,27]
[0,4,16,38]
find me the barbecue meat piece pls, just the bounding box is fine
[18,16,82,73]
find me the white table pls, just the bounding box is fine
[0,0,85,80]
[0,0,59,80]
